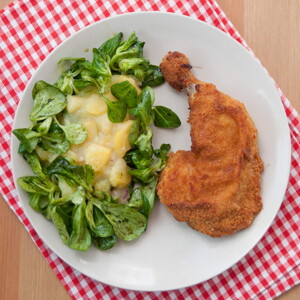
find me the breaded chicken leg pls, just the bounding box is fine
[157,51,263,237]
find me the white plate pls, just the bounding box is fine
[11,12,291,291]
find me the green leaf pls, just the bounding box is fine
[153,106,181,128]
[127,144,170,184]
[92,48,112,77]
[56,175,77,198]
[13,128,40,153]
[50,206,70,245]
[23,151,46,177]
[86,201,115,238]
[134,126,153,154]
[57,122,87,145]
[125,149,153,169]
[38,119,69,154]
[30,86,66,121]
[85,165,95,187]
[111,80,138,108]
[110,32,143,72]
[74,57,112,94]
[130,87,154,127]
[141,65,165,88]
[128,167,154,184]
[55,204,73,231]
[102,95,127,123]
[119,58,148,74]
[51,186,86,206]
[151,143,171,172]
[128,118,140,147]
[57,57,86,76]
[98,32,123,57]
[32,80,51,99]
[154,143,171,162]
[93,191,114,203]
[127,179,158,217]
[139,178,158,216]
[48,156,94,193]
[28,193,49,213]
[85,200,95,228]
[95,201,147,241]
[68,200,91,251]
[69,186,85,205]
[55,76,74,95]
[127,182,157,217]
[92,235,116,250]
[37,117,53,135]
[114,32,138,55]
[17,176,56,194]
[40,134,69,154]
[72,79,92,94]
[18,143,29,154]
[93,206,114,237]
[55,57,88,95]
[127,188,143,209]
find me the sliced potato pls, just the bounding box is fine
[109,158,131,188]
[113,120,133,157]
[66,95,84,114]
[96,114,113,135]
[85,94,107,115]
[85,143,111,173]
[62,77,136,189]
[82,119,98,141]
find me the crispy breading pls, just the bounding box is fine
[157,51,263,237]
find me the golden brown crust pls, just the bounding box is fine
[157,51,263,237]
[159,51,196,91]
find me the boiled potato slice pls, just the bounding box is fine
[66,95,84,114]
[109,158,131,188]
[85,94,107,115]
[85,143,111,173]
[113,120,133,157]
[96,114,113,135]
[82,120,98,141]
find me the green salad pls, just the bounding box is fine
[13,32,180,251]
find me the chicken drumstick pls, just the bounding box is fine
[157,51,263,237]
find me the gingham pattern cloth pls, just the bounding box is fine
[1,0,299,299]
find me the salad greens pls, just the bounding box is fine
[30,86,66,121]
[13,32,181,252]
[153,106,181,128]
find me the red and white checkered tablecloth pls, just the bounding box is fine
[1,0,300,299]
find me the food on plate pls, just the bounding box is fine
[157,51,263,237]
[62,77,136,190]
[13,33,181,251]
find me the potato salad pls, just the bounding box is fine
[63,75,139,191]
[13,32,181,252]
